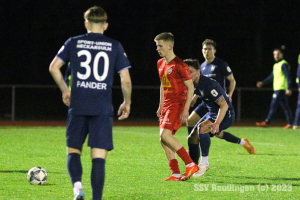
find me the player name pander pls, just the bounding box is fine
[77,81,107,90]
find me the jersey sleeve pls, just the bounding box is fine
[115,42,131,73]
[56,38,72,64]
[177,63,191,81]
[219,61,232,77]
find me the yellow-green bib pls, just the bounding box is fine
[273,59,289,90]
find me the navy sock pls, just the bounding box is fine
[188,143,200,165]
[198,133,211,157]
[187,127,193,136]
[222,131,241,144]
[67,153,82,185]
[91,158,105,200]
[187,127,200,164]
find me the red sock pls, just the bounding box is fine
[168,159,180,174]
[176,147,194,165]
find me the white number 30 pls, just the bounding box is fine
[77,50,109,81]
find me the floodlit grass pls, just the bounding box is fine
[0,126,299,199]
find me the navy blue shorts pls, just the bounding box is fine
[195,110,235,136]
[66,114,113,150]
[194,102,209,118]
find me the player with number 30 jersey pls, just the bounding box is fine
[49,6,132,200]
[57,33,131,115]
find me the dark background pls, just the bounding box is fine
[1,0,299,121]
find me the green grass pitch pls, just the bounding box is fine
[0,125,299,199]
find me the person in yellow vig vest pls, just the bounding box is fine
[256,48,293,128]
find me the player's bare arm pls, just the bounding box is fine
[226,74,236,101]
[190,94,198,107]
[181,79,194,123]
[118,68,132,120]
[49,57,71,106]
[157,83,164,118]
[212,95,229,134]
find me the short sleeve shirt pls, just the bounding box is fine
[194,75,234,114]
[57,33,131,116]
[157,57,191,105]
[200,57,232,91]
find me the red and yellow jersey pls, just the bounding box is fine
[157,56,191,105]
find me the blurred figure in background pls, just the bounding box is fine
[256,48,293,129]
[293,54,300,129]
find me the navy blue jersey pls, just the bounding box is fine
[57,33,131,116]
[200,57,232,91]
[194,75,234,114]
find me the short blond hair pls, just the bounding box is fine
[154,32,174,44]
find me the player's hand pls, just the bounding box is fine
[156,107,162,118]
[117,102,130,120]
[227,94,232,102]
[211,123,220,134]
[180,109,189,124]
[286,90,292,96]
[197,122,213,134]
[256,81,263,88]
[62,92,71,106]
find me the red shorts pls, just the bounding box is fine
[159,103,184,135]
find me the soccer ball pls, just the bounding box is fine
[27,167,47,185]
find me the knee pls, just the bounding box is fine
[187,114,200,127]
[215,131,223,138]
[67,147,82,155]
[198,124,211,134]
[160,130,171,142]
[187,117,196,127]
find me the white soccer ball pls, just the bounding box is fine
[27,167,47,185]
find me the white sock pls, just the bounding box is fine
[186,162,195,167]
[172,173,181,178]
[73,181,82,195]
[200,156,209,165]
[239,139,246,146]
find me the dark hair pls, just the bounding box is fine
[273,48,284,54]
[154,32,174,43]
[183,59,200,70]
[84,6,107,23]
[202,39,216,49]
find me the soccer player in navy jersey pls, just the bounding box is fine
[256,48,293,128]
[49,6,132,200]
[184,59,255,177]
[293,54,300,129]
[185,40,253,173]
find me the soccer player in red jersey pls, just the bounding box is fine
[154,32,198,181]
